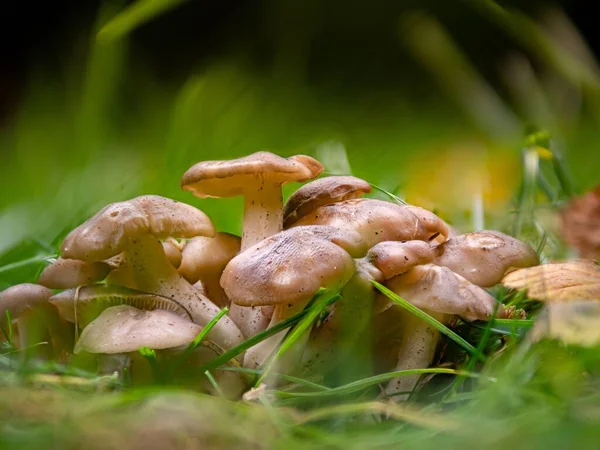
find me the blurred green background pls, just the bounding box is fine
[1,0,599,287]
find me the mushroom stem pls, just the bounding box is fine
[16,308,54,361]
[301,269,375,379]
[124,235,244,350]
[243,299,311,370]
[230,183,284,338]
[383,308,447,401]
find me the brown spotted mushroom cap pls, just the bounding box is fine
[179,233,241,284]
[181,151,323,198]
[291,198,449,250]
[283,176,372,227]
[61,195,215,262]
[366,240,440,280]
[384,264,506,321]
[221,226,356,307]
[435,230,539,287]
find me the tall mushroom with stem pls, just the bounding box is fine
[181,151,323,337]
[60,195,244,352]
[378,264,509,400]
[221,225,365,371]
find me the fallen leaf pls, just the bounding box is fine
[560,186,600,260]
[529,301,600,347]
[502,261,600,302]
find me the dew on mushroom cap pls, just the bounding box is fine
[283,175,372,228]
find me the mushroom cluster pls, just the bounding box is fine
[0,151,538,400]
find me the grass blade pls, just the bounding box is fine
[256,289,337,386]
[219,367,330,391]
[0,255,54,275]
[199,294,340,373]
[372,281,485,361]
[369,183,408,205]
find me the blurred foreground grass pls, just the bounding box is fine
[1,1,600,448]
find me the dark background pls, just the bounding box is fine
[0,1,595,125]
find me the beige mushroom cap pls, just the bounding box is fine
[179,233,241,284]
[291,198,448,250]
[283,176,372,227]
[181,151,324,198]
[162,238,183,269]
[50,284,193,324]
[221,226,356,307]
[384,264,506,321]
[74,305,202,354]
[61,195,215,261]
[366,240,440,280]
[0,283,53,324]
[435,230,539,287]
[38,258,111,289]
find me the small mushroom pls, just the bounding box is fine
[74,305,202,354]
[178,233,241,308]
[290,199,449,251]
[162,238,184,269]
[50,284,193,327]
[434,231,539,287]
[60,195,244,351]
[283,176,372,228]
[0,284,71,360]
[38,258,111,289]
[221,226,357,370]
[181,151,323,337]
[380,264,506,400]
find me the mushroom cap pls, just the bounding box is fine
[0,283,53,323]
[283,176,372,227]
[74,305,202,354]
[61,195,215,261]
[38,258,111,289]
[366,240,440,280]
[435,230,539,287]
[221,226,356,307]
[50,284,193,324]
[384,264,505,321]
[290,198,448,251]
[180,151,324,198]
[179,233,241,283]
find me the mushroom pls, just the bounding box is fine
[289,198,450,250]
[301,240,440,376]
[74,305,202,354]
[60,195,244,351]
[221,226,359,370]
[434,231,539,287]
[379,264,507,400]
[0,284,71,360]
[38,258,111,289]
[283,176,372,228]
[162,238,184,269]
[178,232,241,308]
[181,151,323,337]
[50,284,193,328]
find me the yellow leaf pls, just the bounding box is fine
[502,261,600,302]
[529,301,600,347]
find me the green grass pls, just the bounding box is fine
[2,1,600,449]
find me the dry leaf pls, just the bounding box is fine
[529,301,600,347]
[560,186,600,260]
[502,261,600,302]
